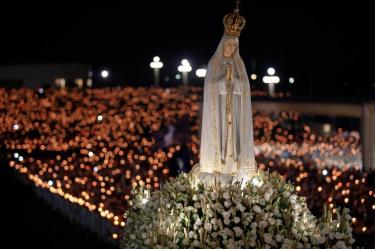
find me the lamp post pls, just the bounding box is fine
[178,59,192,89]
[262,67,280,97]
[87,69,93,88]
[150,56,163,86]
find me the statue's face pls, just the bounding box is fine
[223,39,238,58]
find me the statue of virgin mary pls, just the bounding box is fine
[193,5,257,184]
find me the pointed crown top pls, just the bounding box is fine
[223,0,246,37]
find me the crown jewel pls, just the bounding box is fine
[223,1,246,37]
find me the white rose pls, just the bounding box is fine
[264,190,273,201]
[210,192,218,200]
[223,228,233,237]
[253,205,262,213]
[224,218,231,225]
[233,226,243,237]
[335,240,347,249]
[276,234,283,242]
[224,200,232,208]
[210,218,217,225]
[259,220,268,229]
[204,222,212,232]
[234,217,241,224]
[264,233,273,244]
[223,211,231,219]
[195,218,202,226]
[283,191,291,198]
[236,203,246,212]
[193,240,200,247]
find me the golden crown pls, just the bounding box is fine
[223,1,246,37]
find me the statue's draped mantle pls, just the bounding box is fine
[198,35,256,178]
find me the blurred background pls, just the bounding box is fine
[0,1,374,248]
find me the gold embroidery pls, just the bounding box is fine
[210,67,219,172]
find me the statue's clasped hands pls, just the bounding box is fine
[225,63,234,81]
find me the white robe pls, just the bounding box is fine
[218,76,242,174]
[194,35,257,184]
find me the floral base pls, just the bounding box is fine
[122,170,355,249]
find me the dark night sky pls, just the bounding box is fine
[1,1,374,97]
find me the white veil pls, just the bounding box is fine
[198,34,257,178]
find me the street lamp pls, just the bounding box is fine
[195,68,206,78]
[150,56,164,86]
[262,67,280,97]
[87,70,93,88]
[267,67,276,75]
[178,59,192,89]
[101,70,109,79]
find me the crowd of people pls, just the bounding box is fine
[0,86,202,238]
[0,86,373,244]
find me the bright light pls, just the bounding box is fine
[101,70,109,78]
[39,88,44,94]
[323,124,331,134]
[181,59,189,66]
[178,59,192,72]
[18,156,24,162]
[196,68,206,78]
[175,74,181,80]
[94,167,99,172]
[14,153,19,158]
[88,151,94,157]
[323,124,332,133]
[48,180,54,186]
[97,115,103,121]
[142,198,148,204]
[13,124,19,130]
[150,56,163,69]
[250,74,257,80]
[289,77,295,84]
[267,67,276,75]
[322,169,328,176]
[262,76,280,84]
[87,79,93,88]
[55,78,66,88]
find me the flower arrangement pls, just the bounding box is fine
[122,171,355,249]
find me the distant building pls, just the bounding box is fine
[0,63,92,88]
